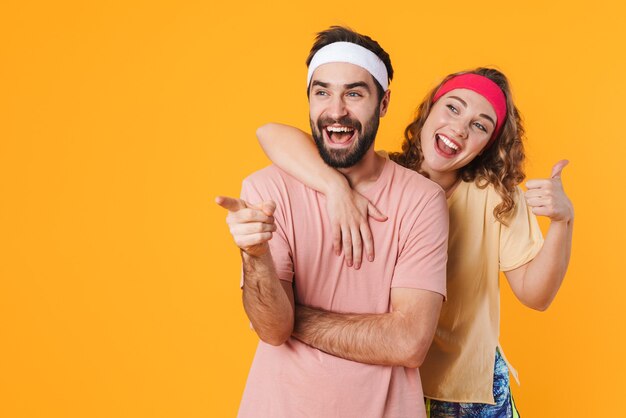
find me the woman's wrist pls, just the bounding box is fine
[322,172,351,197]
[552,204,574,225]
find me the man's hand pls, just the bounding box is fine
[525,160,574,223]
[215,196,277,257]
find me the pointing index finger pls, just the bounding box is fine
[215,196,248,212]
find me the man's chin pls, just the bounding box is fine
[312,127,375,169]
[319,148,357,169]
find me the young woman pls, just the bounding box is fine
[256,68,573,417]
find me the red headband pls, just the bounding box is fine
[433,73,507,146]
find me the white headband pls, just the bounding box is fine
[306,42,389,91]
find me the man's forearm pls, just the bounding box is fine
[242,251,294,345]
[293,302,437,368]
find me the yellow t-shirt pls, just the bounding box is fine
[420,180,544,404]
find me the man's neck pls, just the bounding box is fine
[337,147,386,194]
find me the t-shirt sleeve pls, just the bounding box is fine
[240,174,294,283]
[499,186,545,271]
[391,189,449,298]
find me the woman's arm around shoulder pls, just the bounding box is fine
[256,123,387,268]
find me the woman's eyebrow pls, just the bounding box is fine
[479,114,496,128]
[449,95,496,127]
[449,96,467,107]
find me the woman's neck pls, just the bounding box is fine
[424,168,461,198]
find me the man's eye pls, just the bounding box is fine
[347,91,362,97]
[446,104,458,114]
[315,91,328,96]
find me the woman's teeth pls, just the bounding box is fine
[438,134,459,151]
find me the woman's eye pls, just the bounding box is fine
[473,122,487,132]
[446,104,458,114]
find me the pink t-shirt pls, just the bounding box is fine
[238,159,448,418]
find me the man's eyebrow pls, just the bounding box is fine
[311,80,371,92]
[344,81,370,91]
[449,95,496,128]
[311,80,329,88]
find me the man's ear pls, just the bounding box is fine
[379,89,391,117]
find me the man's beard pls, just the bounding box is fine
[310,107,380,169]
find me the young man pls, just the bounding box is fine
[217,27,449,417]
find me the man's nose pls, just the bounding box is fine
[328,96,348,120]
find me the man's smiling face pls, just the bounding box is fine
[308,62,388,168]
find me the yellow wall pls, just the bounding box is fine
[1,0,624,416]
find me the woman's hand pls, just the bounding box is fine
[525,160,574,223]
[325,186,387,269]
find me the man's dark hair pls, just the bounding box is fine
[306,26,394,100]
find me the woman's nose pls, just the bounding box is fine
[451,120,468,139]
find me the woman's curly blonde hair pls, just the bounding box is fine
[389,68,526,225]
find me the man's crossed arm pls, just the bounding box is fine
[294,289,442,368]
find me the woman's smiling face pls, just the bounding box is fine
[420,88,497,176]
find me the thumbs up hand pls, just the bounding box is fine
[524,160,574,223]
[215,196,277,257]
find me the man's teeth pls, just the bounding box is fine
[327,126,354,133]
[438,135,459,150]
